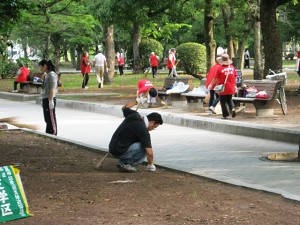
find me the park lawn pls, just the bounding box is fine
[0,67,298,94]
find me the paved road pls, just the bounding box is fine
[1,98,299,201]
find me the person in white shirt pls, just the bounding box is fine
[93,50,108,88]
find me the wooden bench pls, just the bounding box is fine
[20,72,44,94]
[158,76,193,107]
[181,93,206,110]
[232,79,281,116]
[20,81,43,94]
[28,72,44,81]
[181,78,208,110]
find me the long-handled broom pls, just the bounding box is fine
[0,117,40,130]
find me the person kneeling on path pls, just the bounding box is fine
[109,104,163,172]
[126,79,166,109]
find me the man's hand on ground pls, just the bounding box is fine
[145,164,156,172]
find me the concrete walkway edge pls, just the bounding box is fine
[1,91,298,144]
[51,98,300,144]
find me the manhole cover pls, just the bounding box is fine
[266,152,300,162]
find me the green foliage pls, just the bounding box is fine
[0,0,29,36]
[177,42,206,75]
[0,61,19,79]
[139,39,163,68]
[16,58,33,70]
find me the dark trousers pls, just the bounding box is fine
[42,98,57,135]
[82,73,89,88]
[209,90,220,107]
[244,59,250,68]
[151,66,158,77]
[219,95,235,118]
[119,65,124,75]
[13,81,26,90]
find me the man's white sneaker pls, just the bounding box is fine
[209,106,216,114]
[119,164,138,173]
[11,90,18,93]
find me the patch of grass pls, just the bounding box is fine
[0,68,298,93]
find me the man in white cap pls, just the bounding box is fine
[93,49,108,88]
[149,52,159,78]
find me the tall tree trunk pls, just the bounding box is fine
[253,1,263,80]
[204,0,216,72]
[63,42,69,62]
[132,21,141,74]
[0,35,9,61]
[44,14,51,60]
[236,40,245,70]
[51,33,61,73]
[104,24,115,84]
[70,45,76,68]
[76,45,83,71]
[222,6,234,59]
[260,0,282,77]
[21,38,28,58]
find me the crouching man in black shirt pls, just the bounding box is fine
[109,104,163,172]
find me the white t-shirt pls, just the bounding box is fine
[94,53,106,67]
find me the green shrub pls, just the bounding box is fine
[16,58,33,70]
[139,38,163,69]
[0,61,19,79]
[176,42,206,75]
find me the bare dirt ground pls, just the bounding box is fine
[1,130,300,224]
[1,82,300,224]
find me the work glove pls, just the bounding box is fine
[136,97,147,104]
[145,164,156,172]
[49,100,54,109]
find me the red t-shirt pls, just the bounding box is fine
[118,56,124,66]
[81,56,91,73]
[167,52,176,69]
[149,54,159,67]
[137,79,154,94]
[215,65,237,95]
[16,66,29,82]
[206,63,221,89]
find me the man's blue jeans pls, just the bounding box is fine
[118,142,146,165]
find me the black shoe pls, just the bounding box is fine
[232,109,236,118]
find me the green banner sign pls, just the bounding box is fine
[0,166,32,223]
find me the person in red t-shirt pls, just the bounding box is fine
[296,51,300,77]
[149,52,159,78]
[206,57,221,114]
[12,62,30,92]
[117,54,125,76]
[125,79,166,109]
[208,54,237,119]
[167,48,177,77]
[80,52,91,89]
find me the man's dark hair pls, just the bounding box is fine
[147,112,163,125]
[149,88,158,98]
